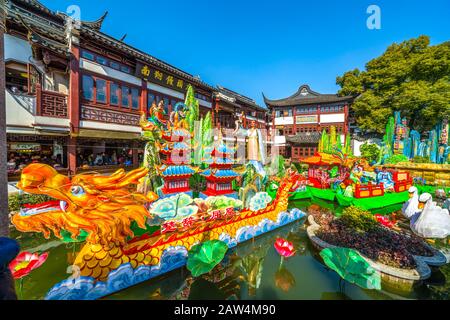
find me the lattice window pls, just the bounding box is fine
[40,91,68,118]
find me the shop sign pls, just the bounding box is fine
[135,62,189,93]
[296,115,318,124]
[10,143,41,152]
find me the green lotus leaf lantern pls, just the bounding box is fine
[320,247,381,290]
[187,240,228,277]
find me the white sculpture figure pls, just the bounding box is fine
[411,193,450,239]
[402,186,419,219]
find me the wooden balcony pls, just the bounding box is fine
[36,84,68,118]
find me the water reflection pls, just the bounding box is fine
[13,201,450,300]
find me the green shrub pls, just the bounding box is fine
[8,193,53,213]
[385,154,409,164]
[360,143,380,163]
[340,206,378,233]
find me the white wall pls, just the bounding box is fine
[319,113,345,123]
[5,90,35,127]
[353,139,363,156]
[80,118,141,133]
[274,117,294,126]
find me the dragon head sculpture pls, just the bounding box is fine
[12,164,158,246]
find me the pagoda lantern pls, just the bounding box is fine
[157,128,196,198]
[200,141,240,199]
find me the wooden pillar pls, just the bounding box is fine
[0,2,8,236]
[213,97,219,126]
[67,136,77,176]
[292,106,297,134]
[140,79,147,114]
[344,103,349,134]
[69,45,80,134]
[132,140,139,167]
[66,23,81,175]
[316,104,321,133]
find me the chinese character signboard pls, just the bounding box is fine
[135,62,189,93]
[9,143,41,153]
[296,115,318,124]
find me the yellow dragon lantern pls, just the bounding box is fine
[12,164,300,286]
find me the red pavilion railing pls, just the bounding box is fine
[36,84,68,118]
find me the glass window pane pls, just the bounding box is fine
[82,75,94,101]
[82,50,95,60]
[131,88,140,110]
[96,79,106,103]
[110,83,119,105]
[121,65,131,73]
[96,56,108,66]
[121,86,129,107]
[110,61,120,70]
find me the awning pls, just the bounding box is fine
[73,129,141,140]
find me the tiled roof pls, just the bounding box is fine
[160,165,195,177]
[201,169,240,178]
[263,85,355,107]
[215,86,267,111]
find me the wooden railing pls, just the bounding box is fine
[36,84,68,118]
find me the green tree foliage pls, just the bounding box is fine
[360,143,380,163]
[337,36,450,133]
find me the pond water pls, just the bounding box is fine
[12,201,450,300]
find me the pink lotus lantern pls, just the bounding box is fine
[274,238,296,258]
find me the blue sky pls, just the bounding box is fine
[41,0,450,106]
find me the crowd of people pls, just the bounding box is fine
[76,150,134,168]
[7,153,63,174]
[7,149,140,175]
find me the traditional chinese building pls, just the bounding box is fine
[3,0,269,182]
[213,86,268,130]
[158,128,195,198]
[264,85,355,162]
[200,141,240,199]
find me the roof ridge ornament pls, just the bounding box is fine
[82,11,108,31]
[119,33,127,42]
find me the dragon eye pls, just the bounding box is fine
[70,185,85,196]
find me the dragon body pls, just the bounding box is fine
[12,164,296,282]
